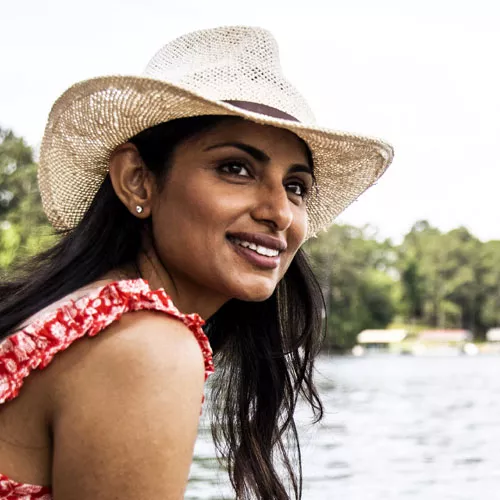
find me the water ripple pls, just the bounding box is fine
[187,355,500,499]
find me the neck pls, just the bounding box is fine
[133,240,228,320]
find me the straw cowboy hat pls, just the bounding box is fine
[38,26,394,238]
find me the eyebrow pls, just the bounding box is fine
[204,142,312,175]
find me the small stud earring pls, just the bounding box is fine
[135,205,143,214]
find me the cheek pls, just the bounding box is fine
[158,177,212,224]
[279,210,307,274]
[153,179,241,251]
[290,209,308,249]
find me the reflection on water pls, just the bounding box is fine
[187,355,500,499]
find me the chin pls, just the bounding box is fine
[229,278,279,302]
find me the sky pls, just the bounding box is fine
[2,0,500,243]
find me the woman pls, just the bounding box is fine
[0,26,393,499]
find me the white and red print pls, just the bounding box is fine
[0,279,214,499]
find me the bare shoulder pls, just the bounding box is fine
[49,310,206,499]
[51,309,206,392]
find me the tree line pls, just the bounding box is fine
[2,127,500,349]
[305,221,500,349]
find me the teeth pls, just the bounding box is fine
[232,238,279,257]
[255,245,279,257]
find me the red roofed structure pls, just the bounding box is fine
[417,329,472,343]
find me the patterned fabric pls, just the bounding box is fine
[0,279,214,498]
[0,478,51,500]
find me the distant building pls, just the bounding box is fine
[412,329,478,355]
[353,328,479,356]
[417,329,472,343]
[354,329,407,354]
[357,329,408,345]
[486,328,500,342]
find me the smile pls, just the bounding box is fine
[231,237,279,257]
[226,233,285,270]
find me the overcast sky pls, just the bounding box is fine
[2,0,499,242]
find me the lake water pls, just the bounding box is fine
[186,354,500,499]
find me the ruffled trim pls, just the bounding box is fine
[0,474,51,499]
[0,279,214,405]
[0,279,214,497]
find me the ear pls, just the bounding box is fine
[108,143,155,218]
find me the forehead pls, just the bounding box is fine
[181,118,310,162]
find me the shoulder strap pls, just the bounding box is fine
[0,279,214,405]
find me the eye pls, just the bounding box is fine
[286,181,309,199]
[218,161,251,177]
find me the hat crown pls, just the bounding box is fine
[143,26,315,123]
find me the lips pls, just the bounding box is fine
[226,232,287,252]
[226,232,286,270]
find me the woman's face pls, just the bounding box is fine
[150,119,313,308]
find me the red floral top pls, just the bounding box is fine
[0,279,214,499]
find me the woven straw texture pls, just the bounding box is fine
[38,26,393,238]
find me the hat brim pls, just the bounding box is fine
[39,75,394,238]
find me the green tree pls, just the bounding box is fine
[479,240,500,333]
[398,221,458,328]
[305,224,397,349]
[440,228,488,334]
[0,128,54,271]
[397,222,499,338]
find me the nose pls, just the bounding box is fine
[250,181,293,232]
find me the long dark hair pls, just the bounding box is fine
[0,116,325,499]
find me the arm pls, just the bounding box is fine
[50,311,205,499]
